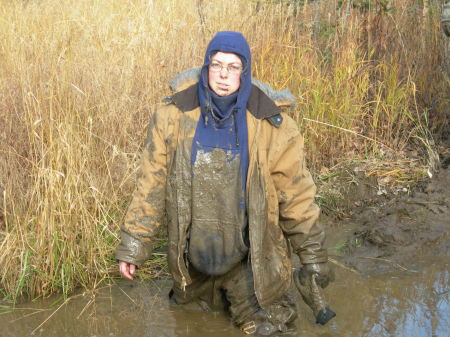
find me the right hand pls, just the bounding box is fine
[119,261,137,280]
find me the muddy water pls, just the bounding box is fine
[4,166,449,336]
[1,256,448,337]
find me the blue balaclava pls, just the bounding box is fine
[192,31,251,192]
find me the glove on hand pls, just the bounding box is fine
[294,262,336,325]
[303,262,334,289]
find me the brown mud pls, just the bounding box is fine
[0,166,449,337]
[326,164,450,275]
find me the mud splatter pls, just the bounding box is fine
[189,148,248,275]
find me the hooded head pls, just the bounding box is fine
[198,31,252,116]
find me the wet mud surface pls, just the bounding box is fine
[1,258,448,337]
[327,166,450,275]
[1,168,449,337]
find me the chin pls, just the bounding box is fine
[215,90,229,96]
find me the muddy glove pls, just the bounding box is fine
[303,262,334,288]
[294,263,335,325]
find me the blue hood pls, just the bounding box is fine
[198,31,252,118]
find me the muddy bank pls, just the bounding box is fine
[326,164,450,274]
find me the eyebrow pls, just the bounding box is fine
[210,60,242,66]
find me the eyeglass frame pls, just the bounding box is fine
[208,60,245,75]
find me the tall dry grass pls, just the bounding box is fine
[0,0,448,300]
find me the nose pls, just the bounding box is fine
[219,67,229,78]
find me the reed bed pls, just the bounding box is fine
[0,0,448,300]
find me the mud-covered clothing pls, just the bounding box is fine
[115,82,328,308]
[189,31,252,275]
[171,260,296,330]
[189,139,248,275]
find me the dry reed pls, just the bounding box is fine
[0,0,448,300]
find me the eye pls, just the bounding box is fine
[210,62,222,70]
[229,64,243,73]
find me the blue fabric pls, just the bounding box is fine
[210,90,238,121]
[192,31,251,192]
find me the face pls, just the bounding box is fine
[208,52,242,97]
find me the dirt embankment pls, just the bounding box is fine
[328,160,450,274]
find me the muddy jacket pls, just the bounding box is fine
[115,81,328,308]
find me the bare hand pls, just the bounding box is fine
[119,261,136,280]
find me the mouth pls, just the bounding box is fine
[216,83,229,90]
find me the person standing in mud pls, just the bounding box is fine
[115,31,333,336]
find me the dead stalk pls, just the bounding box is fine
[328,258,360,275]
[0,0,445,300]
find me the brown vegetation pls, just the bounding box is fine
[0,0,448,300]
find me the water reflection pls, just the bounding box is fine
[0,257,448,337]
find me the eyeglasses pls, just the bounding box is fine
[209,62,243,75]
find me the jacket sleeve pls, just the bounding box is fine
[270,115,328,264]
[115,109,168,267]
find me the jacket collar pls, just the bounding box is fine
[172,83,281,119]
